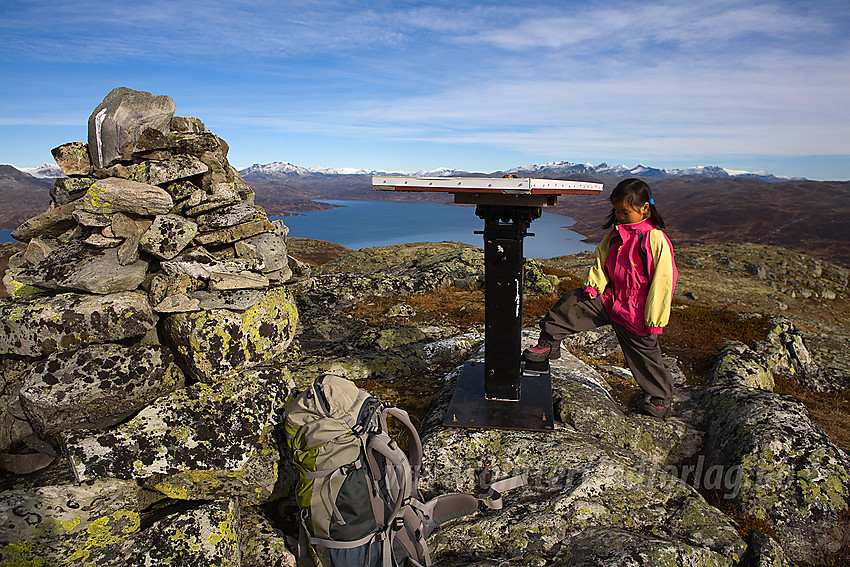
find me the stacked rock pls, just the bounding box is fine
[0,88,300,565]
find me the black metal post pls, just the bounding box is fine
[475,205,540,400]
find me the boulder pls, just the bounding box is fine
[161,286,298,382]
[73,209,112,229]
[24,237,56,264]
[62,367,295,505]
[235,231,289,274]
[18,343,184,437]
[87,87,176,168]
[419,425,746,565]
[175,132,223,156]
[147,271,206,307]
[10,202,77,243]
[0,490,142,566]
[710,341,776,390]
[138,214,198,260]
[51,142,93,177]
[240,506,297,567]
[291,331,483,387]
[80,177,173,216]
[0,478,142,543]
[196,203,267,232]
[703,385,850,564]
[118,500,241,566]
[0,357,36,452]
[15,240,149,295]
[151,289,265,313]
[0,291,156,357]
[184,182,242,217]
[161,256,265,283]
[194,218,276,247]
[2,498,240,567]
[50,177,96,206]
[170,116,206,133]
[129,154,208,186]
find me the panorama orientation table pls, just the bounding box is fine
[373,176,603,431]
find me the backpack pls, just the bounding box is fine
[284,373,526,567]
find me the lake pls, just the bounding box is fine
[0,200,596,259]
[276,200,594,258]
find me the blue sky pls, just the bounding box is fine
[1,0,849,180]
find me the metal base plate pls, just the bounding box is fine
[443,361,555,431]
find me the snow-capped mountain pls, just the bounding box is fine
[16,163,66,178]
[239,160,801,182]
[504,161,801,181]
[7,160,800,183]
[240,162,476,179]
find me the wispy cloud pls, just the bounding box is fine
[0,0,847,176]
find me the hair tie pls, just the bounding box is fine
[648,198,655,205]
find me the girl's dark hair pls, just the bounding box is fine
[602,178,666,229]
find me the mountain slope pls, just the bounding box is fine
[0,165,52,229]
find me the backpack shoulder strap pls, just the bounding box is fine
[384,406,423,483]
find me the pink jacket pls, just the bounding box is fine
[583,219,677,335]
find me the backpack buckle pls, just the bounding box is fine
[391,517,405,531]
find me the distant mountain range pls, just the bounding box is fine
[6,159,802,183]
[238,160,802,182]
[4,160,848,268]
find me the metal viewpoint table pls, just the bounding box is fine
[373,176,603,431]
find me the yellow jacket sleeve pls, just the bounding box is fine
[645,229,676,331]
[583,233,611,296]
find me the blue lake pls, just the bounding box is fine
[276,200,595,258]
[0,200,596,259]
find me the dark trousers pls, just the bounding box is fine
[539,288,674,403]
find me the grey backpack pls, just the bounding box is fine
[284,373,525,567]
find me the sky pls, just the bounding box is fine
[1,0,849,181]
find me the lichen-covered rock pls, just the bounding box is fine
[419,426,746,565]
[51,141,93,177]
[0,478,142,544]
[123,500,241,566]
[710,340,776,390]
[292,331,482,387]
[129,154,209,186]
[10,202,77,243]
[81,177,174,216]
[50,177,97,206]
[0,356,36,452]
[552,527,736,566]
[194,218,276,246]
[196,202,268,232]
[139,213,198,259]
[18,343,183,437]
[523,258,558,295]
[87,87,176,168]
[62,367,295,505]
[161,286,298,382]
[0,291,156,357]
[14,240,149,295]
[703,385,850,564]
[553,373,702,466]
[241,505,297,567]
[184,182,242,217]
[0,499,141,566]
[746,530,796,567]
[235,231,289,275]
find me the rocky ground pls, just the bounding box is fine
[275,238,850,566]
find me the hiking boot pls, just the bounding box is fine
[642,396,672,419]
[522,340,561,362]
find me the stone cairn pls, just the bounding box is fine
[0,88,302,565]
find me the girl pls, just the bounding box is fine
[522,178,678,418]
